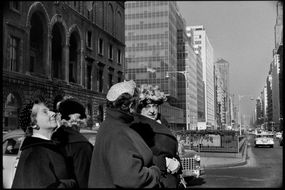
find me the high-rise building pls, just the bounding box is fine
[125,1,188,130]
[215,58,230,126]
[2,1,125,131]
[186,25,215,126]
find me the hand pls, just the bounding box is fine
[165,157,180,174]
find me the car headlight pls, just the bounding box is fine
[194,154,200,161]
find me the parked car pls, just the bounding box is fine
[178,142,204,180]
[2,129,25,189]
[254,133,274,148]
[275,132,282,139]
[2,128,98,188]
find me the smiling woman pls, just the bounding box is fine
[12,100,77,188]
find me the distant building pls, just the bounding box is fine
[2,1,125,131]
[186,25,215,127]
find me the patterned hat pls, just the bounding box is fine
[138,84,167,106]
[106,80,136,101]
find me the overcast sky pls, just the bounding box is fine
[177,1,277,116]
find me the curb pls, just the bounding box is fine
[203,140,248,169]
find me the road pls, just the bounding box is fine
[187,134,283,188]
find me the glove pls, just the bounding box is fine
[166,157,180,174]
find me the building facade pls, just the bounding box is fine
[125,1,186,130]
[186,25,215,127]
[2,1,125,131]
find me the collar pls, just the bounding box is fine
[106,108,134,123]
[32,133,50,140]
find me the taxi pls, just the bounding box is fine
[254,132,274,148]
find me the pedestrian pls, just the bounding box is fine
[51,96,93,188]
[88,80,161,188]
[131,84,185,188]
[12,100,76,188]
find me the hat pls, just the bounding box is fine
[57,98,86,120]
[138,84,167,106]
[106,80,136,101]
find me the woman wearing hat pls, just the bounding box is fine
[88,80,161,188]
[131,84,184,188]
[12,100,76,188]
[51,96,93,188]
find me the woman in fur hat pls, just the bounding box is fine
[51,96,93,188]
[12,100,76,188]
[131,84,185,188]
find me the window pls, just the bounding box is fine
[9,36,20,72]
[117,49,121,64]
[108,73,113,89]
[109,44,113,60]
[195,41,201,45]
[98,38,103,55]
[86,31,92,49]
[10,1,20,12]
[87,64,92,90]
[98,68,104,93]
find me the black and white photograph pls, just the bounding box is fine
[2,1,283,188]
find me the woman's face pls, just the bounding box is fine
[32,103,57,130]
[141,103,158,120]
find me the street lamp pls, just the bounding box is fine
[238,95,254,136]
[166,70,190,130]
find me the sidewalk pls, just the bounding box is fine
[200,141,248,169]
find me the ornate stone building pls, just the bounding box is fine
[2,1,125,131]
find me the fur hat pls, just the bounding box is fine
[57,98,86,120]
[106,80,136,101]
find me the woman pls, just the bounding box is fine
[12,100,76,188]
[88,80,161,188]
[131,84,185,188]
[52,97,93,188]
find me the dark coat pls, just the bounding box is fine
[88,108,161,188]
[51,126,93,188]
[131,113,182,188]
[12,136,76,188]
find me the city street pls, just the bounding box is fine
[187,135,283,188]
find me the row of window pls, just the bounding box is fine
[126,1,168,8]
[126,44,168,52]
[125,22,169,30]
[126,56,168,62]
[85,34,122,64]
[125,11,168,19]
[126,33,168,41]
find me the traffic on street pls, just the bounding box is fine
[187,134,283,188]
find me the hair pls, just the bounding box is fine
[57,97,87,120]
[19,100,43,136]
[107,88,139,113]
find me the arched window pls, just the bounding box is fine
[108,4,114,34]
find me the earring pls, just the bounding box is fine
[32,124,40,130]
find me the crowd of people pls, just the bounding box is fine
[12,80,186,188]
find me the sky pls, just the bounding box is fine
[177,1,277,116]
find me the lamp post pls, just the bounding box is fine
[166,70,191,130]
[238,95,254,136]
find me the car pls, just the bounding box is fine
[254,133,274,148]
[279,136,283,146]
[275,132,282,139]
[2,129,25,189]
[178,142,204,180]
[2,128,98,188]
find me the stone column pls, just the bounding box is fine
[80,47,84,86]
[47,33,52,79]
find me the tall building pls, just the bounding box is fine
[125,1,187,130]
[215,58,230,126]
[2,1,125,131]
[266,66,273,128]
[186,25,215,127]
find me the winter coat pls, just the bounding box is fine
[51,126,93,188]
[12,136,76,188]
[88,108,161,188]
[131,113,182,188]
